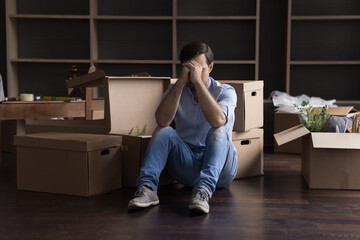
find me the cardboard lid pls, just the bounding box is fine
[219,80,263,92]
[66,70,106,88]
[311,132,360,149]
[232,128,263,140]
[326,106,358,116]
[14,132,122,151]
[103,76,171,134]
[274,124,310,146]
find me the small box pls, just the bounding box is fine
[232,128,264,179]
[274,125,360,189]
[220,80,264,132]
[14,132,123,196]
[274,111,302,154]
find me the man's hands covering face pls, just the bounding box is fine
[182,60,209,86]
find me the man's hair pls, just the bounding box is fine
[179,42,214,65]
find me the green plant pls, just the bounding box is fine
[295,101,330,132]
[128,124,147,136]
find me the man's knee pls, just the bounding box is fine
[206,126,228,143]
[153,126,176,140]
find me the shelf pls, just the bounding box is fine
[177,20,256,61]
[292,15,360,20]
[97,0,172,16]
[16,0,89,15]
[336,100,360,104]
[290,61,360,65]
[289,65,360,100]
[292,0,360,16]
[175,60,256,64]
[94,16,172,20]
[94,60,173,64]
[9,14,90,19]
[290,20,360,61]
[178,0,256,16]
[176,16,257,20]
[10,59,91,63]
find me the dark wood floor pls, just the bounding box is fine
[1,150,360,240]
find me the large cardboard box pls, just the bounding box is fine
[274,111,302,154]
[233,128,264,179]
[25,76,173,187]
[274,125,360,189]
[220,80,264,132]
[14,132,122,196]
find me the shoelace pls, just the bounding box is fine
[197,190,209,201]
[134,187,146,197]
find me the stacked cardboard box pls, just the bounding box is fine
[22,74,174,192]
[220,80,264,179]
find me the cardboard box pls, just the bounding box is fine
[14,132,122,196]
[274,125,360,189]
[273,107,358,154]
[233,128,264,179]
[274,111,302,154]
[220,80,264,132]
[26,76,173,188]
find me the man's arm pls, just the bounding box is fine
[155,67,190,127]
[185,61,226,128]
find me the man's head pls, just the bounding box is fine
[179,42,214,66]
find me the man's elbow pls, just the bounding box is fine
[155,114,170,127]
[210,116,226,128]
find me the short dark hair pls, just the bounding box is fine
[179,42,214,65]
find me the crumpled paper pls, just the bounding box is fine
[269,90,337,113]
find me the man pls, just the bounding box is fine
[128,42,237,214]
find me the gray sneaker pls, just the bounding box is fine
[188,188,210,214]
[128,185,159,210]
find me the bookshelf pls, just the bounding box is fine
[6,0,260,97]
[286,0,360,104]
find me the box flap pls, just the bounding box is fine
[274,124,310,146]
[219,80,263,92]
[232,128,263,140]
[326,106,358,116]
[14,132,122,151]
[311,132,360,149]
[66,70,106,88]
[103,76,171,134]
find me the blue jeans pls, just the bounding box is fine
[136,126,237,197]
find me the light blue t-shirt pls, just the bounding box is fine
[162,77,237,147]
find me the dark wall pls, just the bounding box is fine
[0,0,6,93]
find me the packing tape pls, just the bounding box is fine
[20,93,34,101]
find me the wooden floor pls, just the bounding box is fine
[1,150,360,240]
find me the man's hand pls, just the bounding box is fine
[178,65,191,86]
[184,60,204,85]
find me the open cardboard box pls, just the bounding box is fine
[273,106,358,154]
[26,74,174,187]
[220,80,263,132]
[274,124,360,190]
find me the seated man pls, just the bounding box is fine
[128,42,237,214]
